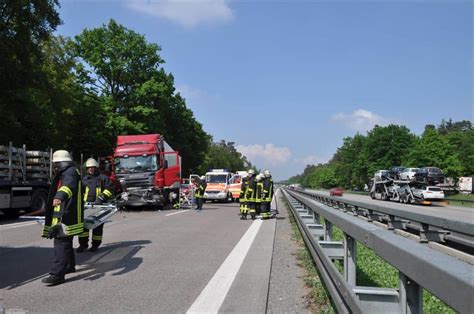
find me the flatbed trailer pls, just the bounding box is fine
[0,143,51,218]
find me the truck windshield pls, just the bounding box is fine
[207,175,228,183]
[114,156,158,173]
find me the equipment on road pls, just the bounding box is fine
[113,134,181,209]
[83,202,118,230]
[0,142,51,218]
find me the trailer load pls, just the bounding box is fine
[0,143,51,218]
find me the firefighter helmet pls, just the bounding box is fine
[264,170,271,177]
[52,150,72,162]
[85,158,99,168]
[200,176,206,180]
[248,169,256,175]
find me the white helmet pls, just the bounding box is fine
[248,169,256,175]
[52,150,72,162]
[200,176,206,180]
[264,170,271,177]
[85,158,99,168]
[256,174,263,181]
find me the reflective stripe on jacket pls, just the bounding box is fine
[43,166,84,237]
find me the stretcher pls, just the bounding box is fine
[83,202,118,229]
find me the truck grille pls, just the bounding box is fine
[117,173,154,189]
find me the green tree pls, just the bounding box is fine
[74,19,209,173]
[306,164,338,189]
[0,0,61,146]
[198,140,252,174]
[404,127,463,177]
[363,125,416,177]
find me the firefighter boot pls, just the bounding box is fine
[42,274,65,285]
[76,245,88,253]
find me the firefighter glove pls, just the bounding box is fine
[47,224,61,239]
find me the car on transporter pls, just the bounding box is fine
[414,167,444,184]
[399,168,420,181]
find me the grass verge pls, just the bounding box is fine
[330,224,455,313]
[446,193,474,208]
[283,197,335,313]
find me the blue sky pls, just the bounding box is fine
[57,0,472,180]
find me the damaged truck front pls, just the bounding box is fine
[114,134,181,209]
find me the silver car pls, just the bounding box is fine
[400,168,420,181]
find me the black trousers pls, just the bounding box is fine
[261,201,270,214]
[79,223,104,247]
[50,236,75,276]
[196,197,204,209]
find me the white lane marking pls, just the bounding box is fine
[166,210,190,217]
[0,221,38,230]
[187,219,263,314]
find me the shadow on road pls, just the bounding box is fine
[67,240,150,283]
[0,240,151,290]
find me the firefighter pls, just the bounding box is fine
[245,169,257,219]
[255,174,264,216]
[193,176,206,211]
[77,158,114,253]
[239,173,249,219]
[261,170,274,219]
[42,150,84,285]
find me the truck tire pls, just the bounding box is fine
[30,189,48,212]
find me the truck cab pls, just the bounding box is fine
[114,134,181,208]
[203,169,234,202]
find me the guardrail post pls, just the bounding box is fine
[325,221,333,241]
[344,233,356,286]
[313,211,320,224]
[399,272,422,314]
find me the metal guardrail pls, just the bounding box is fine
[282,188,473,313]
[296,189,473,239]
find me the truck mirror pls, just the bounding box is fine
[163,159,168,169]
[104,163,111,173]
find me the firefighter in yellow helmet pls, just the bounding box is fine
[255,174,264,216]
[193,176,206,211]
[261,170,274,219]
[77,158,114,253]
[239,173,249,219]
[245,169,257,219]
[42,150,83,285]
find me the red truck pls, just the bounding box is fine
[113,134,181,208]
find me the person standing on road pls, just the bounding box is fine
[77,158,114,253]
[255,174,264,216]
[261,170,274,219]
[246,169,257,219]
[239,173,249,219]
[42,150,84,285]
[193,176,206,211]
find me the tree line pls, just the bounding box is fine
[289,120,474,189]
[0,1,250,175]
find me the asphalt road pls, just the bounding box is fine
[0,198,310,313]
